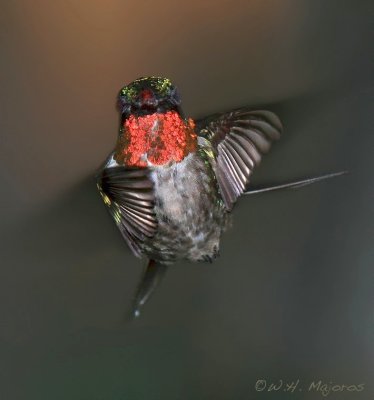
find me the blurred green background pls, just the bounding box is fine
[1,1,372,399]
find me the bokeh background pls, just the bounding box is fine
[1,1,373,399]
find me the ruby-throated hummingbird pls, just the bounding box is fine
[97,76,345,317]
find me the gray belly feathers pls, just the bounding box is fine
[143,153,229,263]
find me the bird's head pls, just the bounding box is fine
[118,77,181,118]
[115,77,197,167]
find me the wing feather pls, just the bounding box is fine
[197,109,283,210]
[97,166,157,257]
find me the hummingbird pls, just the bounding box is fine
[97,76,345,317]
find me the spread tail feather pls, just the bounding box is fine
[244,171,348,195]
[131,259,168,318]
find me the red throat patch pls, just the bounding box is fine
[114,111,197,167]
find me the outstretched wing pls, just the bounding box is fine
[196,109,283,210]
[97,166,157,257]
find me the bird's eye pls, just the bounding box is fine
[118,96,131,114]
[118,86,138,114]
[169,87,181,106]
